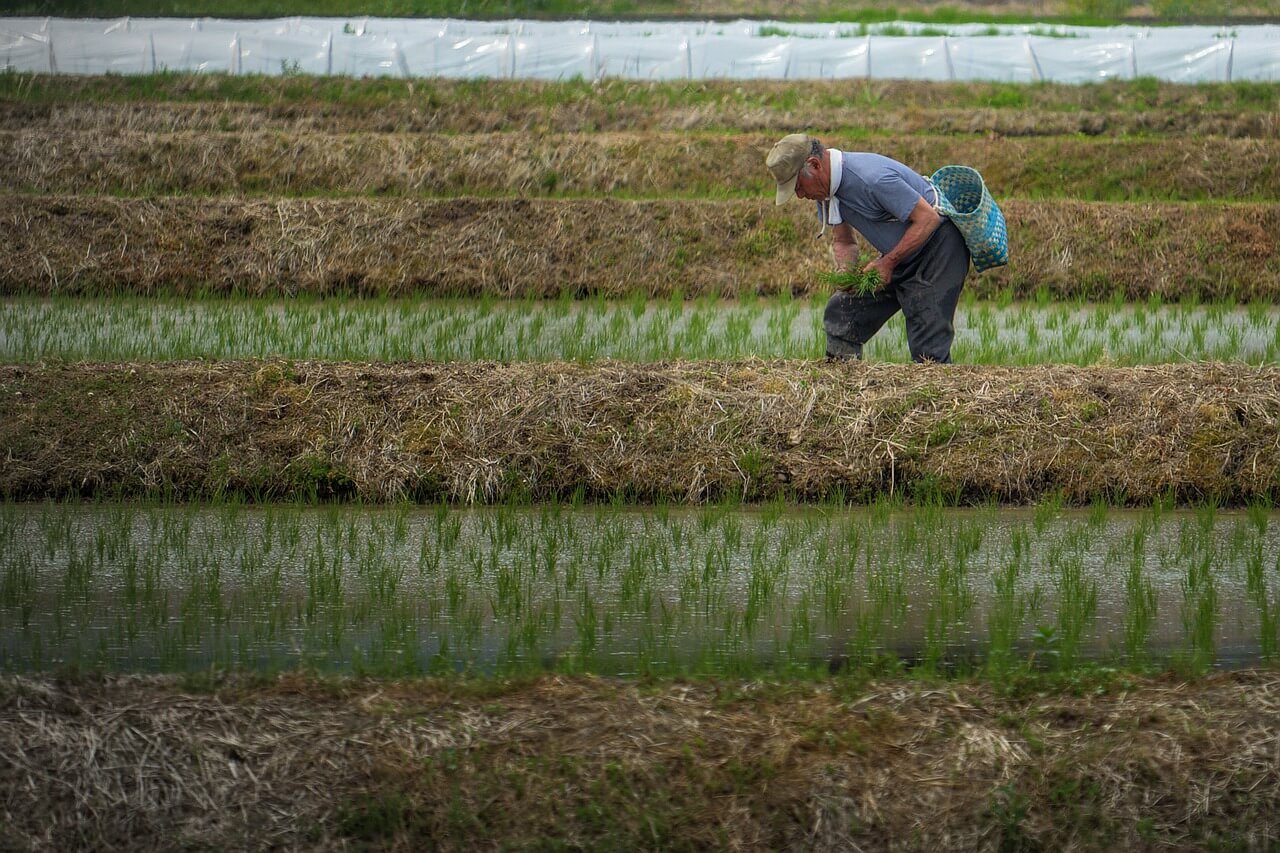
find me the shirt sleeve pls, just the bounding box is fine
[870,171,923,223]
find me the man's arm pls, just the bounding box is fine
[864,196,942,284]
[831,223,859,270]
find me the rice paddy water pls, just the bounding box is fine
[3,500,1277,677]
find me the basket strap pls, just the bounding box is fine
[924,178,946,217]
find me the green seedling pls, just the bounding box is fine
[818,254,883,296]
[4,501,1276,678]
[4,295,1279,365]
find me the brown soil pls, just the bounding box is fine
[2,360,1277,504]
[2,194,1276,300]
[3,670,1279,850]
[3,130,1275,200]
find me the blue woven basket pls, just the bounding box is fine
[929,165,1009,273]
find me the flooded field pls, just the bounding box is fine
[3,296,1278,364]
[4,501,1277,676]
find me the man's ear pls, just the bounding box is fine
[806,155,823,171]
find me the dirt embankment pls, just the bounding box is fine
[5,98,1277,138]
[4,76,1276,137]
[3,671,1280,850]
[2,360,1277,504]
[3,130,1276,200]
[1,194,1275,300]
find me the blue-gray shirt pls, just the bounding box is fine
[819,152,933,258]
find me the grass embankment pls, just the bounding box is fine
[6,78,1274,300]
[5,130,1278,201]
[2,360,1277,504]
[3,194,1275,300]
[4,75,1277,137]
[3,671,1280,850]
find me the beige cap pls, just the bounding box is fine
[765,133,811,205]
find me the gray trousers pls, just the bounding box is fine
[824,219,970,363]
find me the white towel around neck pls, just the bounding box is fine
[816,147,843,238]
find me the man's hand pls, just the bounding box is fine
[863,255,895,286]
[869,197,941,286]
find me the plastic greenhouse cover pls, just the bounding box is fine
[1,17,1276,81]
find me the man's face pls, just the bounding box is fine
[794,155,828,201]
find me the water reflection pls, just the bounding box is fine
[1,501,1277,675]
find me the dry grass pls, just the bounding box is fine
[3,78,1277,138]
[1,194,1276,300]
[3,129,1276,200]
[3,670,1280,850]
[8,99,1272,137]
[8,75,1277,115]
[1,360,1277,504]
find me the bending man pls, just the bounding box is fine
[766,133,970,363]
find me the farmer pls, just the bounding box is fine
[766,134,970,363]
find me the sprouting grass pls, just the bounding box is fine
[1,499,1274,678]
[3,295,1278,365]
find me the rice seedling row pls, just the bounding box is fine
[4,294,1279,365]
[4,500,1277,676]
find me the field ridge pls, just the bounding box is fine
[10,100,1275,138]
[2,359,1277,504]
[4,671,1280,850]
[4,129,1277,201]
[3,194,1276,300]
[7,76,1277,113]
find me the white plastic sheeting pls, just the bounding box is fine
[1,17,1277,82]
